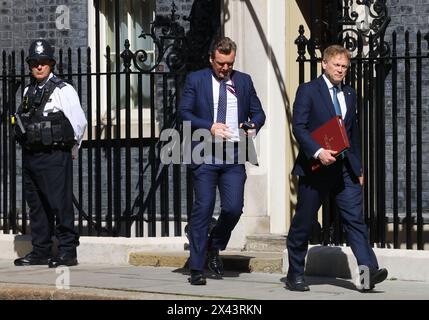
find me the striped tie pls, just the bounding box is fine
[216,80,227,123]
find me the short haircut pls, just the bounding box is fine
[322,45,351,62]
[209,37,237,58]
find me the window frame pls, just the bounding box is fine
[87,0,157,139]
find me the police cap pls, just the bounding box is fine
[26,39,56,65]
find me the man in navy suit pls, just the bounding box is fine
[179,37,266,285]
[286,45,387,292]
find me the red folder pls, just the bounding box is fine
[310,116,350,172]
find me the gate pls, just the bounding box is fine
[295,1,429,249]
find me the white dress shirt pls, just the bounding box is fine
[314,75,348,159]
[212,75,239,142]
[23,73,87,147]
[322,74,347,119]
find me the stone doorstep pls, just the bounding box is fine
[245,234,287,253]
[128,251,284,274]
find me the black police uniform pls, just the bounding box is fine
[13,40,87,268]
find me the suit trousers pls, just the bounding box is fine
[188,163,246,271]
[287,159,378,278]
[23,149,79,257]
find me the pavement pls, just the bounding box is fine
[0,259,428,301]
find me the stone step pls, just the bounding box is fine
[129,251,284,274]
[244,234,287,253]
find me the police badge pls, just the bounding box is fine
[35,41,44,54]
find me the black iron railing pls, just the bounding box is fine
[0,41,192,238]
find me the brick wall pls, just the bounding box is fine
[0,0,88,54]
[384,0,429,215]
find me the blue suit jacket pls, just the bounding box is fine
[179,68,266,164]
[291,75,362,177]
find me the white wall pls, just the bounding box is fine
[223,0,288,249]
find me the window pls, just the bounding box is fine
[88,0,157,138]
[104,0,155,108]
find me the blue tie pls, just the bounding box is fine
[332,86,342,117]
[216,80,227,123]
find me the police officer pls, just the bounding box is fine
[13,39,87,268]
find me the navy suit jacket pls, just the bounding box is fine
[291,75,362,178]
[179,68,266,164]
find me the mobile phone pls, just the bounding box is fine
[241,121,254,131]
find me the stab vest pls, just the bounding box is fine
[14,76,76,151]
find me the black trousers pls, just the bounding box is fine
[23,148,78,257]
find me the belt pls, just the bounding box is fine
[24,144,71,153]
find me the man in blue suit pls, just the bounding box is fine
[286,45,387,292]
[179,37,266,285]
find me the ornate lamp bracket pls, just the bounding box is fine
[339,0,391,57]
[120,1,186,73]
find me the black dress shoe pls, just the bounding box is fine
[362,268,388,291]
[207,248,224,277]
[14,252,51,266]
[286,276,310,292]
[188,271,207,285]
[48,254,78,268]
